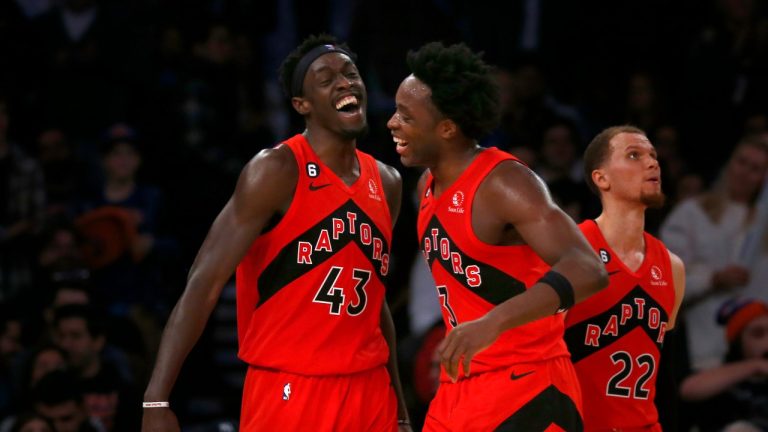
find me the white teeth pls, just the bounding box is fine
[393,137,407,145]
[335,96,358,110]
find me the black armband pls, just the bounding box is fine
[538,270,575,313]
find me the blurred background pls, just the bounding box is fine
[1,0,767,430]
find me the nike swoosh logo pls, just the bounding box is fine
[309,183,331,191]
[510,370,535,380]
[608,270,621,276]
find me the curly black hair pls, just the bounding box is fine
[277,33,356,98]
[406,42,500,140]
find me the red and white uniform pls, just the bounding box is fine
[565,220,676,432]
[419,148,581,431]
[236,134,397,430]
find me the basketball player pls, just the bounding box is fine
[142,34,411,431]
[564,126,686,431]
[387,41,608,431]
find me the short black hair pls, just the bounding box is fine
[583,125,646,195]
[278,33,356,98]
[406,42,500,140]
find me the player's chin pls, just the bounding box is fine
[340,123,369,140]
[400,155,419,168]
[641,191,666,209]
[399,153,422,168]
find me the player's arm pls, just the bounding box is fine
[377,162,412,430]
[142,146,297,432]
[667,251,686,330]
[492,162,608,305]
[438,161,608,381]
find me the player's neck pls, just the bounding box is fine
[431,143,481,197]
[303,129,358,179]
[595,202,646,254]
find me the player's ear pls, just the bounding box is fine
[592,168,609,192]
[437,118,458,139]
[292,97,311,115]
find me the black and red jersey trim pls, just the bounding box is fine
[257,199,389,307]
[564,286,669,363]
[422,216,526,305]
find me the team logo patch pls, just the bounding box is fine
[368,179,382,201]
[452,191,464,207]
[283,383,291,400]
[651,265,661,280]
[650,265,667,286]
[448,191,465,214]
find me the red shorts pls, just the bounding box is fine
[423,356,583,432]
[240,365,397,431]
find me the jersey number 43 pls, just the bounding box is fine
[313,266,370,316]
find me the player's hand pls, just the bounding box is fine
[436,316,500,382]
[142,407,180,432]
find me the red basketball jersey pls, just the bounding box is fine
[236,134,393,375]
[417,147,569,381]
[565,220,676,431]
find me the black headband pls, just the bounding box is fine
[290,44,353,97]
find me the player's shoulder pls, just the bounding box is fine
[667,249,685,271]
[374,159,402,183]
[486,156,539,185]
[482,157,549,204]
[645,231,673,255]
[374,159,402,181]
[646,232,684,271]
[244,144,298,177]
[236,144,299,195]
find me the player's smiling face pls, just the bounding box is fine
[387,75,443,168]
[300,52,368,139]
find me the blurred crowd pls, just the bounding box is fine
[1,0,768,430]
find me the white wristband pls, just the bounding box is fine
[142,401,170,408]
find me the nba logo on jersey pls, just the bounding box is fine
[282,383,291,401]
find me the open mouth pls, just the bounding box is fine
[393,136,408,154]
[335,95,360,113]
